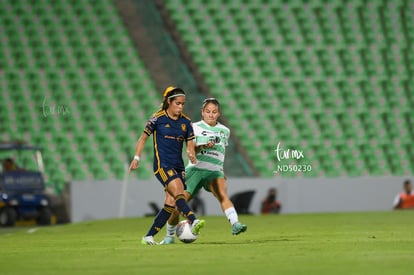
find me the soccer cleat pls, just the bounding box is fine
[191,219,206,235]
[141,236,158,245]
[160,236,175,245]
[232,222,247,235]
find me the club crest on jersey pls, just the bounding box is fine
[181,123,186,132]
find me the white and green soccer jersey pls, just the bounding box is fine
[187,120,230,172]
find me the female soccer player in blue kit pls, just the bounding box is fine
[129,86,205,245]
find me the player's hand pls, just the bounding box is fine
[187,152,196,164]
[205,141,215,148]
[128,159,139,173]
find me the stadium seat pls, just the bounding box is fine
[162,0,413,177]
[0,0,160,190]
[2,0,412,181]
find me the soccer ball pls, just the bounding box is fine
[176,220,198,243]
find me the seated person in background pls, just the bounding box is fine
[261,187,282,214]
[2,158,19,172]
[393,180,414,209]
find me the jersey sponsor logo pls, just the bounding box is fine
[177,135,184,142]
[164,135,185,142]
[201,130,222,143]
[165,124,170,128]
[148,115,158,124]
[200,150,219,157]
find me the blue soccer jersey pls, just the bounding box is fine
[144,110,195,173]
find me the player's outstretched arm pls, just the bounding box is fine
[128,133,148,173]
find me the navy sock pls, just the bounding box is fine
[145,204,175,236]
[175,194,196,223]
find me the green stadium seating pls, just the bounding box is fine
[2,0,413,183]
[164,0,413,177]
[0,0,160,192]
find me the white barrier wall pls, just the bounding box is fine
[70,176,410,223]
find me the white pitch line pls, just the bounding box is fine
[27,228,39,234]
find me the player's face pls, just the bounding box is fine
[202,103,220,126]
[168,96,185,117]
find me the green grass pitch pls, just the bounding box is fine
[1,211,413,275]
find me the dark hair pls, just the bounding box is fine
[202,98,220,111]
[160,87,185,110]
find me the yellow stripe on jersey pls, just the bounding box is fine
[160,168,168,182]
[153,129,161,172]
[145,110,165,136]
[154,110,165,117]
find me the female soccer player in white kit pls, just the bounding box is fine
[161,98,247,244]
